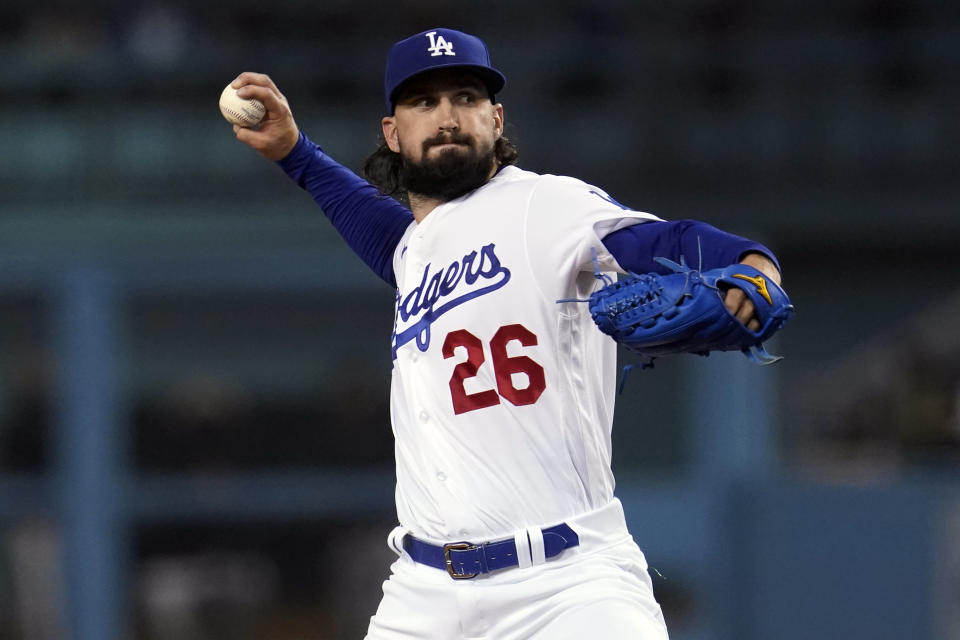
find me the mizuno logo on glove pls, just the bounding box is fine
[731,273,773,305]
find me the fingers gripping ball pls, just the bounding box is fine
[219,84,266,127]
[585,257,795,368]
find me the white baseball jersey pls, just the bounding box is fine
[389,165,660,541]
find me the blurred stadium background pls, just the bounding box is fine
[0,0,958,638]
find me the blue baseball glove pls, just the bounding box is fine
[586,256,795,368]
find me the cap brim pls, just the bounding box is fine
[389,64,506,112]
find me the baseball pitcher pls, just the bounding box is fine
[229,27,791,640]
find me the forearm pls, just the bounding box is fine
[602,219,781,275]
[278,132,414,287]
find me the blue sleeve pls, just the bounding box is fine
[601,219,781,274]
[277,131,413,287]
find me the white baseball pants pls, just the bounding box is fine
[364,499,669,640]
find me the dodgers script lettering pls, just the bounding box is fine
[392,243,510,358]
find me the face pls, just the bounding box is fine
[382,69,504,201]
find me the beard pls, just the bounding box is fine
[398,131,496,202]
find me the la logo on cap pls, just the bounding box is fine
[425,31,455,57]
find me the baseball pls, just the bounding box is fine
[219,84,266,127]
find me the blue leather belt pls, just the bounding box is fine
[402,524,580,579]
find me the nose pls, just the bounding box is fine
[436,97,459,132]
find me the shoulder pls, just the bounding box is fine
[492,166,588,188]
[502,168,614,203]
[487,167,612,202]
[486,164,541,187]
[484,167,656,223]
[528,172,638,214]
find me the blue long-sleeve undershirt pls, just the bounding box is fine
[277,131,779,286]
[277,132,413,287]
[601,219,780,275]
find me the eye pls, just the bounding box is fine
[456,92,477,104]
[405,95,434,109]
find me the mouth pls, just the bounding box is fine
[429,142,468,151]
[424,133,473,154]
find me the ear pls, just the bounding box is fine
[492,104,504,140]
[382,116,400,153]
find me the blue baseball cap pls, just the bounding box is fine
[384,28,506,114]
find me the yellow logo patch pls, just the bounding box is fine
[732,273,773,305]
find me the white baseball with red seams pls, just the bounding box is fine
[388,165,660,542]
[218,84,265,127]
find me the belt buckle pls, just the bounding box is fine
[443,542,479,579]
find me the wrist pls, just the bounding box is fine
[276,131,312,169]
[739,251,781,284]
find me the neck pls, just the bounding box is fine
[407,163,502,223]
[408,194,445,222]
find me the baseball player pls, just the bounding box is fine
[230,27,782,640]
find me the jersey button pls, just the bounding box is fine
[436,471,447,482]
[418,410,429,423]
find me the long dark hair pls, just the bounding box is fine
[362,135,519,204]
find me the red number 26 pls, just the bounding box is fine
[441,324,546,415]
